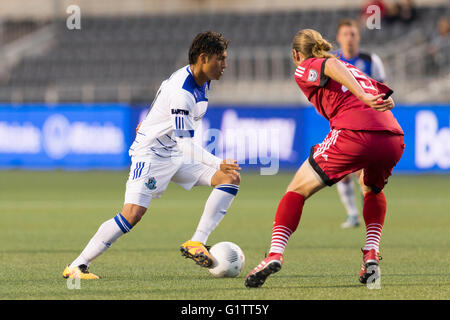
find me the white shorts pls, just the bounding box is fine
[124,155,217,208]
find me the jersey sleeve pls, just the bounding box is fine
[374,80,393,97]
[169,91,196,138]
[294,57,330,89]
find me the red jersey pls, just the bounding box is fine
[295,57,403,135]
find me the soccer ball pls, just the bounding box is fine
[208,241,245,278]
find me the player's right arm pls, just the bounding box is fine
[323,58,394,112]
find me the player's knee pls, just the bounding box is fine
[360,184,372,196]
[222,175,240,186]
[286,165,323,199]
[215,172,240,186]
[286,185,310,199]
[121,203,147,226]
[358,170,371,195]
[359,179,373,195]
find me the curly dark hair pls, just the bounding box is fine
[188,31,229,65]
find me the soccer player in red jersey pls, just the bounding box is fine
[335,19,387,229]
[245,29,405,288]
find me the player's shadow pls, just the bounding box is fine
[266,284,362,289]
[269,273,450,290]
[267,274,362,289]
[388,273,450,277]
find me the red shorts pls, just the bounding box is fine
[309,129,405,193]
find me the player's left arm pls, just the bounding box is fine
[170,92,240,173]
[323,58,394,112]
[176,138,241,175]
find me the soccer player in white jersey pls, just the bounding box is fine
[63,31,241,279]
[334,19,387,229]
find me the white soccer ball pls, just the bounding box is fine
[208,241,245,278]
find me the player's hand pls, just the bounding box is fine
[360,93,394,112]
[219,159,242,177]
[136,122,141,133]
[375,96,395,112]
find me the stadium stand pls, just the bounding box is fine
[0,3,448,103]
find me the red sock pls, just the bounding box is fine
[269,191,305,255]
[363,191,387,253]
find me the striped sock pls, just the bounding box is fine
[268,191,305,255]
[114,212,133,234]
[363,223,383,252]
[269,225,293,254]
[362,191,386,253]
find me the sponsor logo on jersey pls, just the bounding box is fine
[145,177,157,190]
[308,69,318,82]
[171,109,189,115]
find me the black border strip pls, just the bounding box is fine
[319,58,330,88]
[308,146,334,186]
[2,300,445,318]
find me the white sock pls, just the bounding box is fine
[363,223,383,253]
[269,225,293,254]
[191,184,239,244]
[337,179,359,218]
[69,213,132,267]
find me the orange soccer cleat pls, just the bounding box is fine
[180,240,214,268]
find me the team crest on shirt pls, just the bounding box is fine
[308,69,318,82]
[145,177,157,190]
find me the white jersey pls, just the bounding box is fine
[335,50,386,83]
[129,65,210,158]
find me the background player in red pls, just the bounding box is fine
[334,19,387,229]
[245,28,405,288]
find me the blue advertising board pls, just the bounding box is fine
[0,103,131,169]
[394,105,450,172]
[1,103,449,173]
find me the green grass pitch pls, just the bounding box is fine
[0,170,449,299]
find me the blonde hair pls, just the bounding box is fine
[292,29,335,59]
